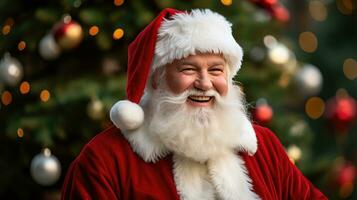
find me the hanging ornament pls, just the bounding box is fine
[39,33,61,60]
[325,94,356,133]
[252,98,273,125]
[87,98,105,120]
[331,158,356,198]
[267,43,297,73]
[30,148,61,186]
[0,53,24,86]
[249,0,290,22]
[293,64,323,98]
[52,15,83,50]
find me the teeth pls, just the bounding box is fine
[189,96,211,102]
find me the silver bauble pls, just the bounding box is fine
[293,64,323,97]
[0,53,24,86]
[39,34,61,60]
[30,148,61,186]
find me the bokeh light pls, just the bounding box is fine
[17,128,24,138]
[114,0,124,6]
[268,43,290,64]
[309,0,327,21]
[221,0,232,6]
[343,58,357,80]
[263,35,278,48]
[5,17,14,26]
[89,26,99,36]
[305,97,325,119]
[18,41,26,51]
[2,25,11,35]
[337,0,354,15]
[113,28,124,40]
[299,31,318,53]
[1,91,12,106]
[40,89,50,102]
[19,81,31,94]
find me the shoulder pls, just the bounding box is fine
[73,125,134,168]
[252,124,280,145]
[251,124,287,157]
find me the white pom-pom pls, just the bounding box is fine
[110,100,144,131]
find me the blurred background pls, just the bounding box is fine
[0,0,356,199]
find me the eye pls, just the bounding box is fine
[209,66,224,75]
[179,65,196,74]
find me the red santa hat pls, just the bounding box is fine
[110,8,244,131]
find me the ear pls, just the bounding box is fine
[151,70,159,90]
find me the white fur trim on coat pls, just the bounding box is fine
[173,153,260,200]
[153,9,243,78]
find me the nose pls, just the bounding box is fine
[194,72,213,91]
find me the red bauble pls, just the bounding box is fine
[270,5,290,22]
[249,0,290,22]
[52,19,83,50]
[325,96,357,132]
[253,103,274,125]
[334,162,356,187]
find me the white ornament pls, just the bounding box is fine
[293,64,323,97]
[268,43,290,65]
[39,34,61,60]
[110,100,144,131]
[30,148,61,186]
[0,53,23,86]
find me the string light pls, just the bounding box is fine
[1,91,12,106]
[309,0,327,21]
[19,81,31,94]
[89,26,99,36]
[221,0,233,6]
[17,128,24,138]
[18,41,26,51]
[343,58,357,80]
[114,0,124,6]
[113,28,124,40]
[40,89,50,102]
[2,25,11,35]
[299,31,318,53]
[305,97,325,119]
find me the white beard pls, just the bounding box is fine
[120,83,260,200]
[138,83,252,163]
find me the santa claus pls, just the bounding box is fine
[61,8,327,200]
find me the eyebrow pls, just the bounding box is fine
[179,60,225,66]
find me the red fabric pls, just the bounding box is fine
[126,8,183,103]
[61,125,327,199]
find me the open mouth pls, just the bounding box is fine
[188,95,213,103]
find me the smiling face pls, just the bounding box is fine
[161,53,228,107]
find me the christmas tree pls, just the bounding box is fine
[0,0,356,199]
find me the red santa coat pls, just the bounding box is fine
[61,124,327,199]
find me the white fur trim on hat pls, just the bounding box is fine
[110,100,144,131]
[153,9,243,78]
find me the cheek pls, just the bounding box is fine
[166,73,194,94]
[213,77,228,96]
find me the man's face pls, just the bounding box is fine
[163,53,228,108]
